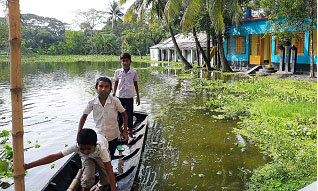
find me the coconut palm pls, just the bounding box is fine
[181,0,245,72]
[121,0,193,69]
[106,0,124,35]
[180,0,213,70]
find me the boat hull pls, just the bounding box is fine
[41,111,148,191]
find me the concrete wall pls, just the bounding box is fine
[150,48,160,61]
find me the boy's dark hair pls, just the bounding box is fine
[77,128,97,146]
[120,52,131,61]
[95,76,112,89]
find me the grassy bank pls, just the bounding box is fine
[0,54,155,63]
[191,76,317,190]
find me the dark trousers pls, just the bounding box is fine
[118,98,134,129]
[108,138,118,160]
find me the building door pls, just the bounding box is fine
[250,34,271,65]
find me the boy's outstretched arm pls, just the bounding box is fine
[113,81,118,96]
[104,161,117,191]
[134,81,140,106]
[78,114,88,132]
[24,152,64,170]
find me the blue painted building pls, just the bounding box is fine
[224,12,317,72]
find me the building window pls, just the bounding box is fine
[227,35,246,54]
[275,33,305,55]
[309,30,317,56]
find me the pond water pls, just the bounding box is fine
[0,61,270,191]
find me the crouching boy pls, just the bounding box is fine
[24,128,116,191]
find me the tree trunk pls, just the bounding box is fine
[136,48,142,59]
[212,36,217,67]
[192,28,211,70]
[217,33,232,72]
[196,43,200,66]
[216,39,221,69]
[158,0,192,69]
[8,0,25,190]
[206,30,211,70]
[90,31,94,54]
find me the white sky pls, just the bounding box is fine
[1,0,133,29]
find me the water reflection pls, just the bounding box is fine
[0,62,269,191]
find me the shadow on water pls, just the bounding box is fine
[0,61,270,191]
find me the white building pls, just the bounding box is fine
[150,32,212,64]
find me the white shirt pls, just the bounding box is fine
[62,134,111,163]
[83,96,125,141]
[113,68,139,98]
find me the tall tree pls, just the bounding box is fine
[19,14,67,53]
[149,19,169,44]
[181,0,214,70]
[208,0,245,72]
[21,14,66,37]
[63,30,89,54]
[95,32,120,55]
[122,0,193,69]
[106,0,124,36]
[167,0,245,71]
[75,9,105,54]
[260,0,317,77]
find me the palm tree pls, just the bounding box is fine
[208,0,243,72]
[181,0,244,72]
[106,0,124,36]
[75,9,105,54]
[180,0,213,70]
[121,0,193,69]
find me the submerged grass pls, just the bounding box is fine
[191,76,317,191]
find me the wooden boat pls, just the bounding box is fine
[41,112,148,191]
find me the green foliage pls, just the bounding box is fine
[95,32,120,55]
[19,14,66,54]
[148,20,169,44]
[0,130,13,180]
[0,8,155,56]
[260,0,317,41]
[58,30,90,55]
[121,14,151,57]
[193,76,317,190]
[0,19,8,51]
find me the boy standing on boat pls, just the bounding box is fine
[78,77,128,159]
[113,53,140,138]
[24,128,117,191]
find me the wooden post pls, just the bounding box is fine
[8,0,25,190]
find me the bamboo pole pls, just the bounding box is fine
[8,0,25,190]
[67,169,83,191]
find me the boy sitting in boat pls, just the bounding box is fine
[24,128,117,191]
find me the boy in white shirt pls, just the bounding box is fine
[78,77,128,159]
[24,128,116,191]
[113,53,140,138]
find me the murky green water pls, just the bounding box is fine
[0,61,270,191]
